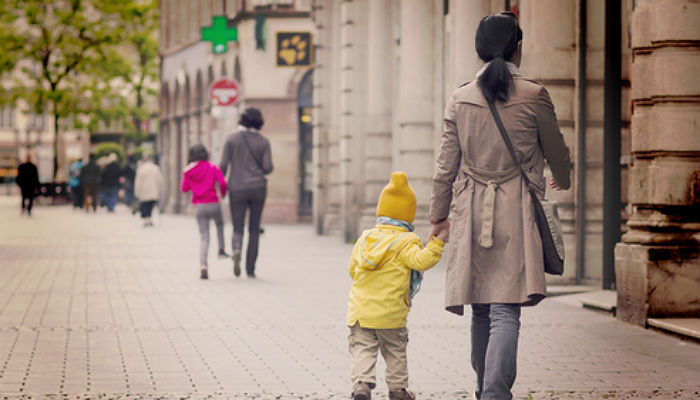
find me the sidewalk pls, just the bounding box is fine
[0,197,698,399]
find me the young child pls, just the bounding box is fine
[347,171,447,400]
[181,144,228,279]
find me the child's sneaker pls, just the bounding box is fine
[200,268,209,280]
[388,389,415,400]
[351,381,372,400]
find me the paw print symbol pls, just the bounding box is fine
[278,34,308,65]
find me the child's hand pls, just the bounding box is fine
[431,219,450,243]
[436,227,449,242]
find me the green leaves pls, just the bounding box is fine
[0,0,159,178]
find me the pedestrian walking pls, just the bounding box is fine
[15,155,40,216]
[100,153,121,212]
[429,13,572,400]
[134,152,162,227]
[347,172,447,400]
[69,158,83,209]
[81,154,100,213]
[181,144,229,280]
[219,107,273,278]
[121,154,137,213]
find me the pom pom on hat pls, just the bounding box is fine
[376,171,417,224]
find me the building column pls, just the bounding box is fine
[519,0,579,283]
[615,0,700,325]
[395,0,442,234]
[312,0,336,235]
[445,0,490,93]
[338,0,368,242]
[360,0,395,232]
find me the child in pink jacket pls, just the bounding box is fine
[181,144,228,279]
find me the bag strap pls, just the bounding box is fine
[241,131,265,171]
[486,100,533,189]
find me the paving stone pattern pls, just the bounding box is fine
[0,198,698,399]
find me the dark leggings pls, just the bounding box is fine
[229,187,266,274]
[140,200,157,218]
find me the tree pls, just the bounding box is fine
[92,0,159,148]
[0,0,122,180]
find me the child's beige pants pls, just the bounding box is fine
[348,323,409,390]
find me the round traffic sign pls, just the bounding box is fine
[209,78,240,106]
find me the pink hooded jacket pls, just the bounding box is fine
[181,161,228,204]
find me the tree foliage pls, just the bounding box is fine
[94,141,125,163]
[90,0,159,146]
[0,0,159,179]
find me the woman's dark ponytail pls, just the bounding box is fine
[475,13,522,103]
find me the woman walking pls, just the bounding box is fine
[219,107,273,278]
[182,144,229,280]
[134,153,163,226]
[429,13,571,399]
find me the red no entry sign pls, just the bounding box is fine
[209,78,240,107]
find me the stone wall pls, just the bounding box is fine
[615,0,700,326]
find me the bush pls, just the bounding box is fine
[128,146,149,162]
[94,142,125,163]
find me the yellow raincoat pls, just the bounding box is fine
[346,225,444,329]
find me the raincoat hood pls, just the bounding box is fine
[358,227,407,269]
[355,226,410,271]
[180,161,227,204]
[183,161,214,182]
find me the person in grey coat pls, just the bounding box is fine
[219,107,273,278]
[429,13,571,400]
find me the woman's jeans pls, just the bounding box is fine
[471,303,521,400]
[229,187,266,274]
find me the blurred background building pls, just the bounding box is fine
[158,0,314,221]
[310,0,698,326]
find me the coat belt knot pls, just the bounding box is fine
[463,157,537,249]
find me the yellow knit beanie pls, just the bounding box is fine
[376,171,417,223]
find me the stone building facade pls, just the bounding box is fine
[158,0,314,221]
[310,0,699,321]
[615,0,699,325]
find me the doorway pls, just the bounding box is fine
[297,70,313,218]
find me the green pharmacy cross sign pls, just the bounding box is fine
[202,16,238,54]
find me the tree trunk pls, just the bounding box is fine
[52,107,60,181]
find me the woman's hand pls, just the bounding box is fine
[549,177,562,191]
[430,219,450,243]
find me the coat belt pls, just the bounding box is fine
[462,157,537,248]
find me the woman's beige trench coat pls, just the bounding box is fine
[430,70,571,315]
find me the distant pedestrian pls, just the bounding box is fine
[219,107,273,278]
[15,155,40,216]
[81,154,100,212]
[100,153,121,212]
[429,13,571,399]
[121,154,137,213]
[134,152,162,227]
[181,144,229,280]
[69,158,83,209]
[347,172,446,400]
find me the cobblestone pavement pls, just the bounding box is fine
[0,197,698,399]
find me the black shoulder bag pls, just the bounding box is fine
[487,101,565,275]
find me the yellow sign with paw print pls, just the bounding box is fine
[276,32,313,67]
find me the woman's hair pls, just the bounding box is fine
[239,107,264,130]
[187,144,209,164]
[475,12,523,103]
